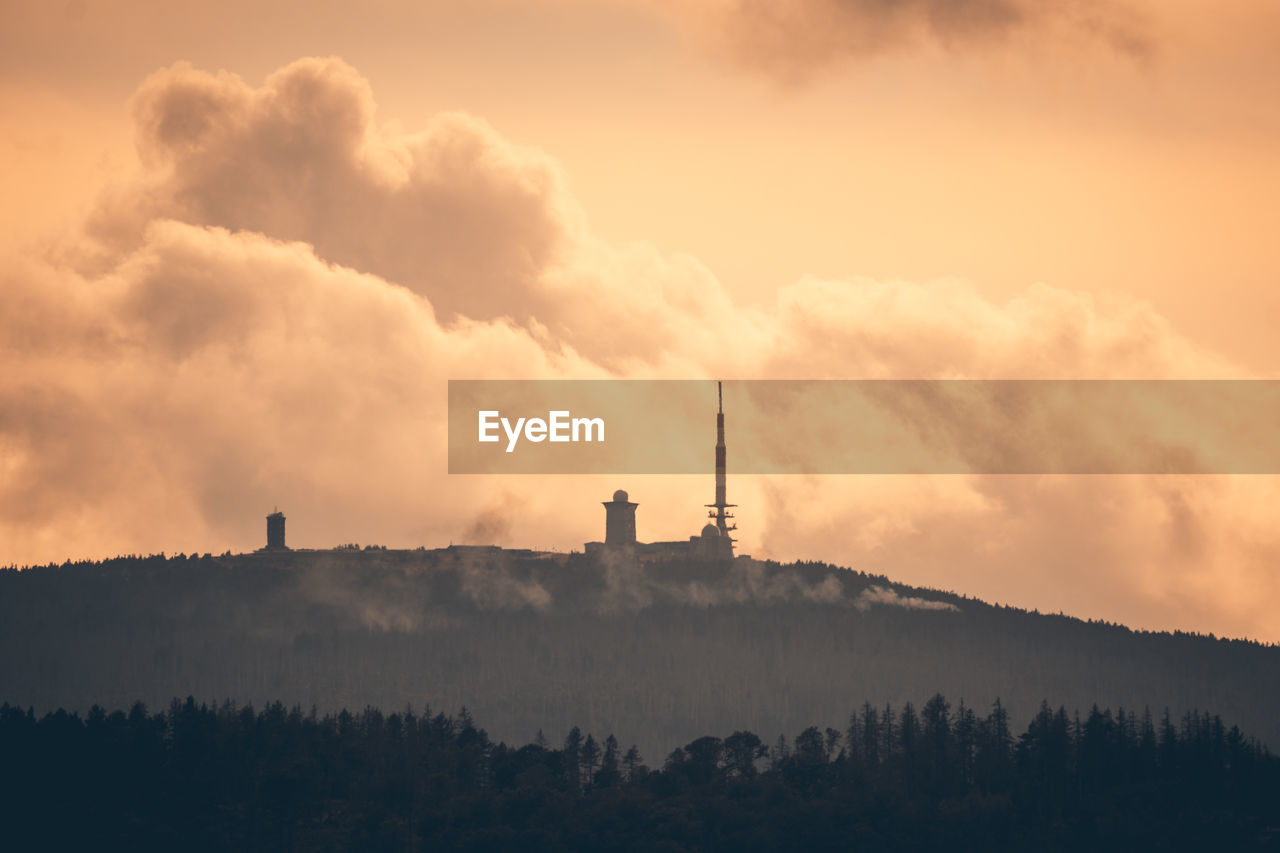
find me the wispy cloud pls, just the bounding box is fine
[676,0,1152,82]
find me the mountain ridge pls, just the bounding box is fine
[3,547,1277,761]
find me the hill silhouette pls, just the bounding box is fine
[2,547,1277,763]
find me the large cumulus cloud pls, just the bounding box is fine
[76,57,748,373]
[5,57,1278,642]
[3,216,599,560]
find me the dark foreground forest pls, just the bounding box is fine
[2,695,1276,852]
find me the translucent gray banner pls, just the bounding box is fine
[447,380,1280,474]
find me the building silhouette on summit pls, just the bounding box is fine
[265,509,288,551]
[586,382,737,561]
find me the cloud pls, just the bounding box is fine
[596,554,851,611]
[761,277,1239,381]
[458,492,526,547]
[81,58,574,324]
[296,547,553,632]
[3,57,1278,644]
[297,554,442,633]
[1,216,598,562]
[854,584,959,612]
[658,0,1152,81]
[71,57,749,374]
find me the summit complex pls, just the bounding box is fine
[585,381,738,561]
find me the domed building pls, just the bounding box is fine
[696,522,728,560]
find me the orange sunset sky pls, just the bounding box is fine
[2,0,1279,640]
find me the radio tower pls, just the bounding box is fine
[706,381,736,554]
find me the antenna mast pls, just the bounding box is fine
[705,381,737,551]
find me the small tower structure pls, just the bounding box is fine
[266,508,288,551]
[603,490,638,548]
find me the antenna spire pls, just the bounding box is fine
[705,379,736,557]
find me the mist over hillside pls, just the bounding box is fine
[2,548,1276,761]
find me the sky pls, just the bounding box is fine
[2,0,1279,641]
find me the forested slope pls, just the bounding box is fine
[2,548,1276,761]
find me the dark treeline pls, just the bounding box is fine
[4,549,1280,762]
[2,696,1275,852]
